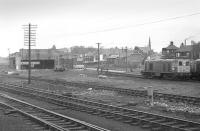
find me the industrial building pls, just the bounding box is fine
[9,46,72,70]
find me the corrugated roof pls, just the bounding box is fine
[176,45,192,52]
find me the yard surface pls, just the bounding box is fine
[16,69,200,121]
[0,106,37,131]
[19,69,200,97]
[1,68,200,130]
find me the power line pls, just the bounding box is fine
[66,11,200,36]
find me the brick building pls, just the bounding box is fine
[162,41,179,59]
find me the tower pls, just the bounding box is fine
[148,36,151,50]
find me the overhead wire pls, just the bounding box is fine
[66,11,200,36]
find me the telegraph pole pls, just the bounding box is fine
[8,48,10,68]
[97,43,101,75]
[28,24,31,84]
[125,47,128,72]
[23,23,37,84]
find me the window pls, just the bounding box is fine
[176,53,180,57]
[168,63,171,71]
[179,61,182,66]
[145,63,147,71]
[149,63,153,71]
[163,64,166,72]
[186,61,190,66]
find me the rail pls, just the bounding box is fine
[0,82,200,131]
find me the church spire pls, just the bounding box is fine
[148,36,151,50]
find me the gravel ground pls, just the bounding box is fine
[2,74,200,122]
[1,69,200,128]
[18,69,200,97]
[0,106,37,131]
[0,91,147,131]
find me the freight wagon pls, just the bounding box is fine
[191,59,200,80]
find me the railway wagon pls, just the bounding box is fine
[141,59,191,79]
[191,59,200,79]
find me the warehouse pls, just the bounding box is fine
[9,47,68,70]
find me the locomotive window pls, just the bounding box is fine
[179,61,182,66]
[163,64,166,72]
[168,63,171,71]
[145,63,147,70]
[149,63,153,71]
[186,61,189,66]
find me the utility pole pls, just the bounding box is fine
[125,47,128,72]
[97,43,101,75]
[28,24,31,84]
[23,23,37,84]
[8,48,10,68]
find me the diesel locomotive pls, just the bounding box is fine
[141,59,200,80]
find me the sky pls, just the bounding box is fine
[1,0,200,57]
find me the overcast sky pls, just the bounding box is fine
[1,0,200,57]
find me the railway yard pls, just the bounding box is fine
[3,0,200,130]
[0,68,199,131]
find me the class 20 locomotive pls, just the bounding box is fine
[141,59,200,79]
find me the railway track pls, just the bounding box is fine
[30,76,200,106]
[3,75,200,106]
[0,81,200,131]
[99,69,200,83]
[0,92,110,131]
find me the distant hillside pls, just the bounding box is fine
[0,57,8,65]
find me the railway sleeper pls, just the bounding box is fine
[183,126,200,131]
[66,125,86,130]
[112,116,123,121]
[105,114,115,119]
[31,124,46,130]
[39,115,55,119]
[55,121,74,125]
[130,119,141,126]
[62,123,79,128]
[46,118,64,122]
[123,119,133,124]
[143,117,159,121]
[53,121,71,125]
[42,117,60,121]
[151,126,163,131]
[91,111,101,115]
[160,120,178,125]
[99,113,110,117]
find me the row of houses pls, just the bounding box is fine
[161,41,200,60]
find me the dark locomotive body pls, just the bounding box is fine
[141,59,199,79]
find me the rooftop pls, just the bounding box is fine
[165,42,179,50]
[176,45,192,52]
